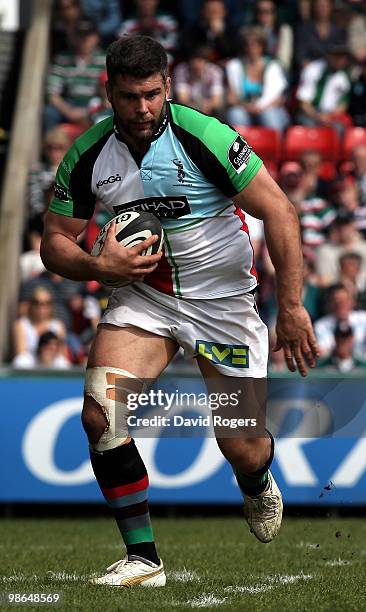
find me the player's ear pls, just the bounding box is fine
[165,76,171,100]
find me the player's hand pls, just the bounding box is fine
[273,304,320,377]
[95,221,162,282]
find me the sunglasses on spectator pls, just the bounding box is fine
[31,299,53,305]
[46,143,67,150]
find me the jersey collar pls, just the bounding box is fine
[113,102,170,144]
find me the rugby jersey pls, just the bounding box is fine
[49,102,262,299]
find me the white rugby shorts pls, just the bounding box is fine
[101,284,269,377]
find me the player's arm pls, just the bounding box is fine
[233,165,319,376]
[41,211,162,283]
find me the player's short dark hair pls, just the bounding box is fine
[106,36,168,85]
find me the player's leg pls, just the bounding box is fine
[197,355,282,543]
[83,323,178,587]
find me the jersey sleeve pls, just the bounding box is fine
[49,144,96,219]
[49,117,114,219]
[169,103,263,198]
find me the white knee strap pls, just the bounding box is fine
[85,366,144,452]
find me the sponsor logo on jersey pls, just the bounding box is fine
[96,174,122,188]
[195,341,250,368]
[228,136,252,174]
[54,183,69,202]
[172,158,185,183]
[113,196,191,219]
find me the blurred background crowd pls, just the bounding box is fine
[13,0,366,373]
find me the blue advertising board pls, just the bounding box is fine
[0,371,365,505]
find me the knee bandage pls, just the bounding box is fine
[85,366,145,452]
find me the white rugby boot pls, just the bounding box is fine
[243,471,283,543]
[91,556,166,588]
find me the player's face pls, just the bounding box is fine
[107,73,171,147]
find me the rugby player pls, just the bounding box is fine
[40,36,319,588]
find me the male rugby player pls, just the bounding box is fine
[41,36,318,587]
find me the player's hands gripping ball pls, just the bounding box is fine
[91,211,164,287]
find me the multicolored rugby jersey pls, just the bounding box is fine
[50,102,262,299]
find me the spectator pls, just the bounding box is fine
[296,44,351,132]
[44,17,105,131]
[348,60,366,127]
[27,126,72,221]
[173,46,224,117]
[51,0,85,55]
[18,271,85,329]
[81,0,122,47]
[178,0,252,28]
[118,0,178,63]
[295,0,347,69]
[303,259,323,321]
[278,161,306,207]
[330,175,366,234]
[13,331,71,369]
[13,288,67,365]
[20,233,45,282]
[253,0,294,72]
[299,194,336,263]
[180,0,237,63]
[315,210,366,286]
[88,71,113,124]
[67,291,101,362]
[350,144,366,207]
[347,7,366,63]
[339,251,366,309]
[226,26,290,133]
[314,283,366,358]
[299,149,332,199]
[317,320,366,372]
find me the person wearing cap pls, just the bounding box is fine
[296,42,351,132]
[44,17,105,131]
[314,283,366,361]
[317,319,366,372]
[315,209,366,286]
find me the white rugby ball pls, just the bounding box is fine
[91,211,164,287]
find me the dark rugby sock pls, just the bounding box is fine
[234,431,274,497]
[90,439,159,565]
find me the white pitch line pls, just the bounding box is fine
[296,541,320,549]
[187,593,228,608]
[168,569,201,583]
[225,585,273,594]
[269,573,313,585]
[325,559,352,567]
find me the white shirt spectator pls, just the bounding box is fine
[226,57,287,111]
[297,59,350,113]
[173,60,224,113]
[315,310,366,358]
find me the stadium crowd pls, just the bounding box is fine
[14,0,366,372]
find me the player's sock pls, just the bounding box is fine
[90,439,159,565]
[234,431,274,497]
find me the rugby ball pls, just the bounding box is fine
[91,211,164,287]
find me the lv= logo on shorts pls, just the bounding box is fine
[196,341,250,368]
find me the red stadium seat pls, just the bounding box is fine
[234,126,281,165]
[282,126,341,162]
[343,127,366,160]
[59,122,85,141]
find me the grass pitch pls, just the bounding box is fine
[0,516,365,611]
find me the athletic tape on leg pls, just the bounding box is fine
[85,366,145,452]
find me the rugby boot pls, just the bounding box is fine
[91,555,166,587]
[243,471,283,543]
